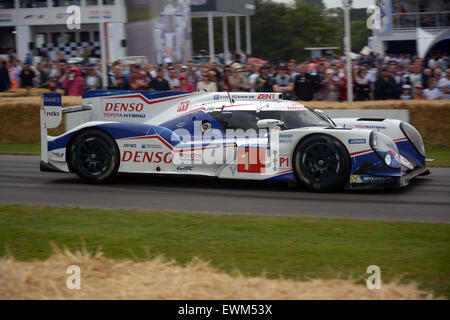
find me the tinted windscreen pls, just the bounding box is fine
[213,110,331,130]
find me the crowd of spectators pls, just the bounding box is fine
[0,51,449,101]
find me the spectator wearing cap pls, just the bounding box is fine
[273,63,294,100]
[255,64,273,93]
[61,66,84,96]
[228,63,250,92]
[400,84,412,100]
[294,63,319,101]
[129,64,149,90]
[149,68,170,91]
[374,66,398,100]
[177,74,195,92]
[412,84,426,100]
[423,78,443,100]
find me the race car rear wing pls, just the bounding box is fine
[40,92,91,163]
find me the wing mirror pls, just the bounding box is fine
[256,119,284,129]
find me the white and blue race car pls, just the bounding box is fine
[40,91,430,192]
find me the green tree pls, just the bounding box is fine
[251,0,340,61]
[350,20,372,53]
[191,0,368,62]
[298,0,325,10]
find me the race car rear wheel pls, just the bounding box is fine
[69,129,119,183]
[293,134,350,192]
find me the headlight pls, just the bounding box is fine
[400,122,425,157]
[370,131,401,169]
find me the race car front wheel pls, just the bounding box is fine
[69,129,119,183]
[293,134,350,192]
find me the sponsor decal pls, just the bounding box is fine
[177,101,190,112]
[121,151,172,164]
[141,143,162,149]
[355,124,387,130]
[176,165,193,171]
[287,105,305,110]
[213,94,220,100]
[46,110,60,117]
[123,143,137,148]
[178,151,202,160]
[400,156,414,170]
[279,134,293,138]
[257,93,276,100]
[350,175,394,184]
[279,156,290,168]
[43,93,62,106]
[104,102,145,119]
[348,138,367,144]
[52,152,64,158]
[42,93,62,129]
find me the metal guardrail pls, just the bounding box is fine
[393,11,450,29]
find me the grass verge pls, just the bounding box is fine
[0,142,448,167]
[0,205,448,298]
[0,142,40,155]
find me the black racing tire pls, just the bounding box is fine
[293,134,350,192]
[69,129,119,183]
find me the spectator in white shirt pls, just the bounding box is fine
[437,69,450,100]
[167,68,180,90]
[423,78,443,100]
[197,71,218,92]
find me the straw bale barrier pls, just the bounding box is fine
[0,246,437,300]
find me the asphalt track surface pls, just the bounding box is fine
[0,155,449,223]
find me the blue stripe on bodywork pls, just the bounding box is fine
[266,172,295,181]
[351,151,401,177]
[48,123,183,151]
[396,140,425,167]
[48,132,76,151]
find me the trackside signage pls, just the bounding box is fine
[42,92,62,128]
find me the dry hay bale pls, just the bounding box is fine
[0,96,81,142]
[298,100,450,146]
[0,88,64,98]
[0,246,437,300]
